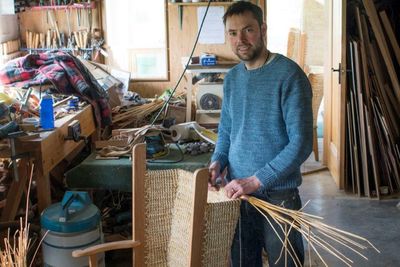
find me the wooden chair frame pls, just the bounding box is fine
[72,143,209,267]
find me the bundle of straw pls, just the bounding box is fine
[0,219,30,267]
[0,164,48,267]
[112,99,165,128]
[242,195,380,267]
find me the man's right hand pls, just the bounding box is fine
[208,161,221,191]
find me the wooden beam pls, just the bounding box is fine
[132,143,146,267]
[379,10,400,67]
[189,168,208,267]
[362,0,400,104]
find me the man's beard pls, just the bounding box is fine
[235,36,265,62]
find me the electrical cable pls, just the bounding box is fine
[150,0,213,126]
[147,142,184,164]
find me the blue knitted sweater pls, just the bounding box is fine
[211,54,313,191]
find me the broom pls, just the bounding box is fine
[240,195,380,267]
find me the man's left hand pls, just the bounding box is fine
[225,176,261,199]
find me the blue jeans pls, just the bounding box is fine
[231,188,304,267]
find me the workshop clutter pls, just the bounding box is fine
[96,121,217,159]
[17,1,106,61]
[25,29,93,51]
[0,51,112,127]
[0,39,23,66]
[0,39,20,57]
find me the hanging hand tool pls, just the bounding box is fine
[66,7,73,48]
[77,8,81,27]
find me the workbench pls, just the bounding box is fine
[1,105,96,220]
[65,145,211,192]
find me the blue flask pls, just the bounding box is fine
[40,95,55,129]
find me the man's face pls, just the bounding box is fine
[225,11,266,62]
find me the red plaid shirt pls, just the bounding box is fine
[0,51,111,127]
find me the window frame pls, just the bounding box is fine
[103,0,170,82]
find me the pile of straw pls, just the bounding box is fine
[112,99,165,128]
[0,164,47,267]
[244,196,380,267]
[0,219,30,267]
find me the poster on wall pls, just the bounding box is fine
[0,0,14,15]
[197,6,225,44]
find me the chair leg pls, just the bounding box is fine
[88,255,98,267]
[313,127,319,161]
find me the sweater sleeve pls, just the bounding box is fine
[211,81,231,172]
[254,71,313,189]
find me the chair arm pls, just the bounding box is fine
[72,240,140,258]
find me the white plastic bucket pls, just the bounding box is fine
[41,191,105,267]
[42,227,104,267]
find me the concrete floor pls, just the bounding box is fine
[300,170,400,267]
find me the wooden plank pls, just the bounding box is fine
[362,0,400,104]
[346,101,355,193]
[95,139,129,149]
[132,143,146,267]
[352,40,370,197]
[189,168,208,267]
[0,159,30,221]
[349,91,361,196]
[368,40,399,138]
[365,108,380,199]
[299,32,307,70]
[379,10,400,67]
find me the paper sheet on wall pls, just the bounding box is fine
[197,6,225,44]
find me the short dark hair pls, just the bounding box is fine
[223,1,264,26]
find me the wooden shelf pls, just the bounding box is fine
[21,47,93,52]
[187,62,238,73]
[196,109,221,114]
[168,1,234,6]
[28,2,95,11]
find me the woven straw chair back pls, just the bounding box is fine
[308,73,324,126]
[143,169,240,267]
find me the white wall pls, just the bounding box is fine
[0,0,14,15]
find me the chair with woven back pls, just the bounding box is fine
[308,72,324,161]
[72,143,241,267]
[287,29,324,161]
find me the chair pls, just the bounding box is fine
[72,143,240,267]
[287,28,324,162]
[308,72,324,161]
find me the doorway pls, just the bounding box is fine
[266,0,328,174]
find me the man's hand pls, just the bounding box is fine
[225,176,261,199]
[208,161,221,191]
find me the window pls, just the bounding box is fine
[105,0,168,80]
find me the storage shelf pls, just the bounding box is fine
[186,62,238,74]
[196,109,221,114]
[28,2,95,11]
[21,47,93,52]
[168,1,234,6]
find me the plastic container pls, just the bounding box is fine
[41,191,105,267]
[39,95,55,130]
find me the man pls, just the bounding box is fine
[208,1,313,266]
